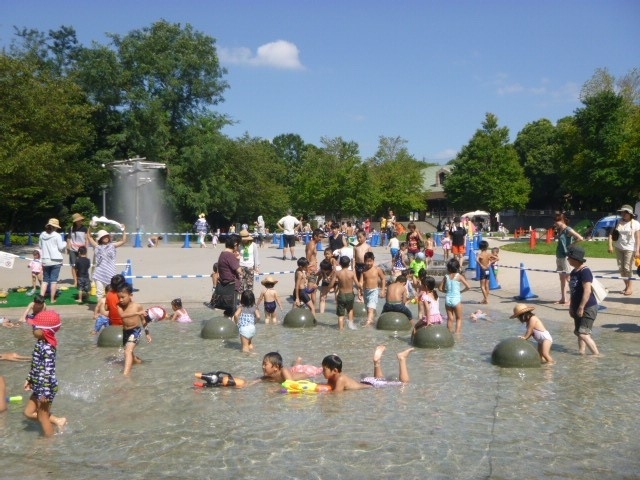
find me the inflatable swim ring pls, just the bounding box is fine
[290,365,323,377]
[281,379,332,394]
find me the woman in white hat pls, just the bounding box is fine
[87,224,127,299]
[67,213,88,288]
[38,219,67,303]
[608,204,640,296]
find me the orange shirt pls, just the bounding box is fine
[106,290,123,326]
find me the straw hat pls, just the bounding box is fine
[240,229,252,240]
[96,230,111,242]
[28,310,62,330]
[71,213,85,223]
[45,218,61,229]
[510,303,535,318]
[261,275,279,286]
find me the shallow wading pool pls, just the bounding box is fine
[0,305,638,479]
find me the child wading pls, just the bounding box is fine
[24,311,67,436]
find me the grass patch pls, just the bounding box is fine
[499,240,611,258]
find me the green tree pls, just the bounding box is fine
[272,133,307,188]
[513,119,563,209]
[0,54,94,230]
[568,90,632,209]
[225,135,290,224]
[367,136,429,216]
[444,113,530,215]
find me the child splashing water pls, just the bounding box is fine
[170,298,192,323]
[234,290,260,353]
[440,259,470,334]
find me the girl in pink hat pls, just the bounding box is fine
[24,311,67,436]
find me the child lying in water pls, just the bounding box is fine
[322,345,414,392]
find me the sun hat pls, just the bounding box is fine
[96,230,111,242]
[261,275,279,286]
[28,310,62,347]
[509,303,535,318]
[416,252,426,261]
[240,229,252,240]
[71,213,85,223]
[45,218,61,230]
[199,213,205,219]
[567,245,587,263]
[617,204,634,214]
[28,310,62,330]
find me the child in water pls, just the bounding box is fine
[257,276,283,324]
[322,345,415,392]
[440,258,471,334]
[511,303,554,364]
[234,290,260,353]
[93,287,110,334]
[414,275,443,333]
[170,298,192,323]
[24,310,67,436]
[260,352,322,383]
[19,294,47,323]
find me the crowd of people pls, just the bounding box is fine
[1,203,638,437]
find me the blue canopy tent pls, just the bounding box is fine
[591,215,622,238]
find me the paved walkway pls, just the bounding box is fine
[0,238,638,325]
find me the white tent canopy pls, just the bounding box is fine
[462,210,490,218]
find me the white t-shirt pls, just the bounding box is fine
[614,219,640,251]
[388,237,400,249]
[278,215,300,235]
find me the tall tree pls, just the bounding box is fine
[368,136,429,217]
[567,90,631,209]
[514,119,563,209]
[444,113,530,215]
[0,54,94,229]
[272,133,307,187]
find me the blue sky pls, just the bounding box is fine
[1,1,638,163]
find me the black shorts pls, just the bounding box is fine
[284,234,296,247]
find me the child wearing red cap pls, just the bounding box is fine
[24,310,66,436]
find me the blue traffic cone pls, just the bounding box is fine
[182,232,191,248]
[316,239,324,251]
[134,232,142,248]
[472,260,480,281]
[272,233,278,245]
[278,233,285,250]
[467,246,476,271]
[516,263,537,300]
[489,265,501,290]
[3,232,11,247]
[122,259,133,289]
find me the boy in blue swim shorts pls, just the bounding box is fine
[361,252,387,326]
[322,345,414,392]
[117,283,152,375]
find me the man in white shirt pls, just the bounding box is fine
[277,209,300,261]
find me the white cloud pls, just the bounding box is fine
[219,40,304,70]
